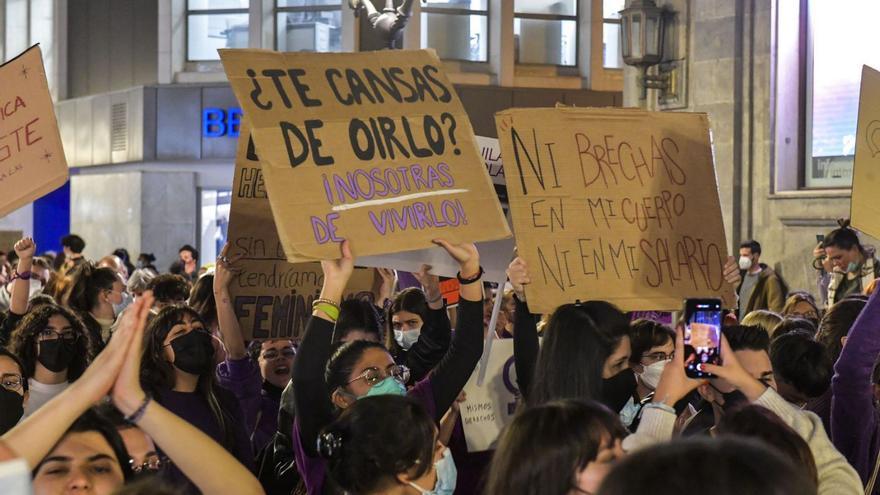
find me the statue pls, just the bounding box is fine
[349,0,417,49]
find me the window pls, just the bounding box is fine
[199,189,231,266]
[421,0,488,62]
[602,0,623,69]
[187,0,249,62]
[805,0,880,188]
[276,0,342,53]
[514,0,577,66]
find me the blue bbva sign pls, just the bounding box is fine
[203,107,243,138]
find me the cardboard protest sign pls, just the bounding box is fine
[461,339,518,453]
[851,65,880,238]
[219,49,510,262]
[227,119,374,340]
[476,136,505,186]
[496,107,735,313]
[0,45,68,217]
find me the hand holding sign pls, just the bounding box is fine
[506,257,531,302]
[320,240,356,302]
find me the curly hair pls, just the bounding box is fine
[6,304,95,380]
[147,274,190,304]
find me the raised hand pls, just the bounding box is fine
[432,239,479,276]
[214,243,243,292]
[111,292,155,416]
[13,237,35,260]
[320,239,355,304]
[700,333,767,402]
[652,325,704,407]
[506,256,530,301]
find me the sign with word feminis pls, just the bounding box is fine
[228,119,375,340]
[220,48,510,262]
[851,65,880,239]
[496,107,735,313]
[0,45,68,217]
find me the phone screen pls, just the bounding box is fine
[684,299,722,378]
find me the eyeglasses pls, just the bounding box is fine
[129,454,169,474]
[346,365,410,387]
[260,348,296,361]
[0,373,23,392]
[640,351,674,365]
[37,329,79,343]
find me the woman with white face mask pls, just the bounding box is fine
[384,264,452,385]
[620,320,676,430]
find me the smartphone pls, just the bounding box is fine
[816,234,825,244]
[683,298,723,378]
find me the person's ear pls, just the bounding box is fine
[331,389,354,409]
[841,335,848,348]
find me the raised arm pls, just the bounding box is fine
[9,238,35,316]
[214,243,247,360]
[1,294,151,468]
[424,240,484,422]
[112,294,264,495]
[831,288,880,482]
[405,264,452,382]
[507,257,540,402]
[293,240,355,456]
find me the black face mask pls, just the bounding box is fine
[0,387,24,434]
[38,339,76,372]
[170,330,215,375]
[601,369,637,413]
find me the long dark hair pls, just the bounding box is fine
[66,262,118,313]
[529,302,630,406]
[816,296,867,363]
[485,399,626,495]
[325,340,389,395]
[822,219,863,252]
[320,395,435,494]
[7,304,94,380]
[188,274,217,328]
[140,305,233,446]
[335,299,382,342]
[385,288,429,355]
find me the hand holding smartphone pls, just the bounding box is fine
[683,298,723,378]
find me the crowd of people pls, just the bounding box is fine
[0,218,879,494]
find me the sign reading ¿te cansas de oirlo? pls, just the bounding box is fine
[0,45,68,217]
[219,49,511,262]
[228,118,376,341]
[850,65,880,239]
[495,107,736,314]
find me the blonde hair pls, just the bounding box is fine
[741,310,784,336]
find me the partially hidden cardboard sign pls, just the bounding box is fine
[0,45,68,217]
[227,119,374,340]
[476,136,505,187]
[220,48,511,262]
[461,339,517,453]
[851,65,880,238]
[496,107,735,313]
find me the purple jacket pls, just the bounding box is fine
[217,357,281,454]
[831,288,880,492]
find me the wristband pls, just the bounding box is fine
[313,302,340,321]
[11,270,31,281]
[457,266,484,285]
[125,395,152,424]
[313,297,340,309]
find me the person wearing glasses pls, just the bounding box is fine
[292,239,484,495]
[140,299,254,492]
[620,319,676,430]
[212,243,296,454]
[67,261,126,346]
[7,304,95,416]
[0,349,28,434]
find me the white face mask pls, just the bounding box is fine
[637,359,670,390]
[738,256,752,271]
[394,327,421,350]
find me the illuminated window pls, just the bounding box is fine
[186,0,249,62]
[603,0,624,69]
[514,0,578,66]
[276,0,342,53]
[421,0,489,62]
[805,0,880,188]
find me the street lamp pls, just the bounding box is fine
[619,0,671,101]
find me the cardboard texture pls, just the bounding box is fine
[227,120,374,340]
[851,65,880,238]
[219,48,510,262]
[460,339,517,453]
[496,107,735,313]
[0,45,68,218]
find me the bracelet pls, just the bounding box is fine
[11,270,31,281]
[312,297,340,310]
[313,302,340,321]
[125,395,152,424]
[457,266,484,285]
